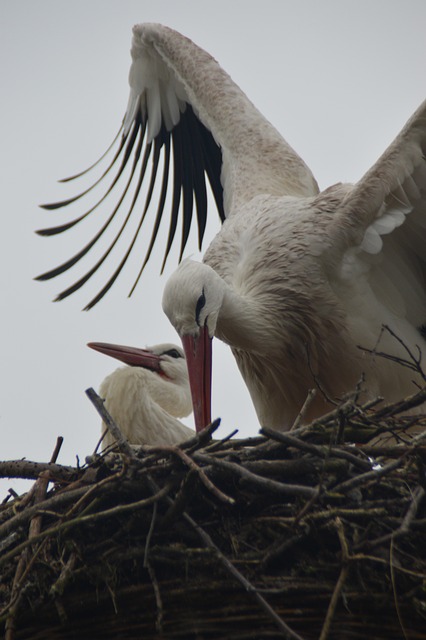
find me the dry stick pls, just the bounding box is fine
[147,445,235,505]
[364,324,426,380]
[399,486,426,533]
[179,418,221,450]
[136,451,306,640]
[0,483,172,571]
[203,428,239,452]
[86,393,219,461]
[146,561,164,635]
[63,468,125,520]
[143,501,158,568]
[260,532,309,573]
[290,389,317,431]
[49,553,77,599]
[261,427,372,471]
[334,427,426,497]
[161,471,199,526]
[342,443,414,459]
[86,390,178,573]
[144,469,305,640]
[332,455,405,495]
[319,518,350,640]
[373,387,426,419]
[87,394,304,639]
[5,438,63,640]
[29,396,302,636]
[390,536,409,640]
[0,465,128,544]
[86,388,232,510]
[182,509,305,640]
[0,460,75,481]
[85,387,135,458]
[194,452,317,498]
[290,395,384,441]
[357,485,426,552]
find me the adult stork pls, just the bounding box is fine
[38,25,426,432]
[89,341,194,447]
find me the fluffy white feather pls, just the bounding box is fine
[97,343,194,448]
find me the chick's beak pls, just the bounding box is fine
[88,342,162,372]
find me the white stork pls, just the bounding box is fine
[38,25,426,432]
[88,341,194,447]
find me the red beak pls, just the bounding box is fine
[181,326,212,432]
[88,342,162,373]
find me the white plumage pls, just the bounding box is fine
[39,25,426,432]
[89,342,194,447]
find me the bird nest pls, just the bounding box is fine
[2,386,426,640]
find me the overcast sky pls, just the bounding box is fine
[1,1,426,496]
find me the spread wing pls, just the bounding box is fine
[334,99,426,330]
[36,23,317,309]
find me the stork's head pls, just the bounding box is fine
[88,341,192,417]
[162,259,226,432]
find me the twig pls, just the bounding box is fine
[357,485,426,552]
[146,561,164,634]
[319,518,350,640]
[161,472,198,526]
[0,460,76,482]
[141,471,306,639]
[362,324,426,381]
[261,427,372,471]
[5,438,63,640]
[181,511,305,639]
[49,553,77,599]
[63,468,126,520]
[390,537,409,640]
[203,428,239,452]
[0,486,90,543]
[332,455,405,495]
[373,388,426,419]
[143,502,158,568]
[194,452,317,498]
[260,532,309,573]
[85,387,136,459]
[290,389,317,431]
[0,483,173,570]
[147,445,235,505]
[179,418,221,450]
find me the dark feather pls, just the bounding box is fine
[37,101,225,307]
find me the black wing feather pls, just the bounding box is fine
[37,101,224,307]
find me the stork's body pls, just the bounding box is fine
[39,25,426,432]
[164,187,426,429]
[89,342,194,447]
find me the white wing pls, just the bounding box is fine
[332,100,426,329]
[37,23,318,309]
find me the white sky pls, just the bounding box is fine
[1,1,426,496]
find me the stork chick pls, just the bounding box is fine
[88,342,194,448]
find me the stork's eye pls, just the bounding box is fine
[195,289,206,326]
[162,348,182,358]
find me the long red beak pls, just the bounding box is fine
[181,327,212,432]
[88,342,161,373]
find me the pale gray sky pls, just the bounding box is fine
[1,1,426,495]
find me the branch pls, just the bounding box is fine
[194,452,318,498]
[138,469,307,639]
[260,427,372,471]
[0,483,172,571]
[319,518,350,640]
[85,387,136,459]
[0,460,75,481]
[145,445,235,505]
